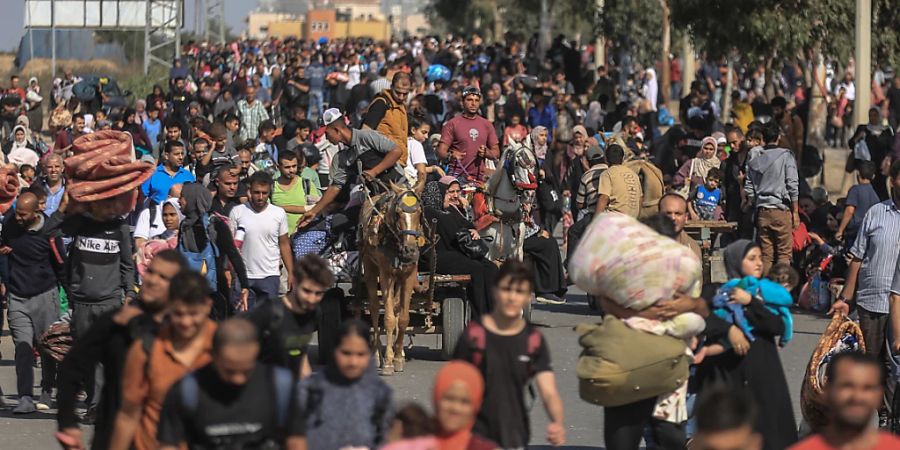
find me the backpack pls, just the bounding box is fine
[465,320,542,375]
[465,320,543,410]
[177,214,219,292]
[178,365,293,432]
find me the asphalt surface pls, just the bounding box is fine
[0,290,830,449]
[0,146,849,448]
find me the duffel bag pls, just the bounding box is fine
[576,316,690,407]
[292,215,333,257]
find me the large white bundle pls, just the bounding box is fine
[569,213,701,311]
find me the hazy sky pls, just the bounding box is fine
[0,0,259,52]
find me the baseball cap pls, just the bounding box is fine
[322,108,343,126]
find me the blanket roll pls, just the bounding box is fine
[65,130,154,215]
[569,212,701,311]
[0,167,19,214]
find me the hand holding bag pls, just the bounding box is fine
[455,229,489,260]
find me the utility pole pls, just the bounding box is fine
[854,0,871,127]
[594,0,604,68]
[51,0,56,79]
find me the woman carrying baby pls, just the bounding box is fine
[694,240,798,450]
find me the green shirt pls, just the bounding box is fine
[272,177,307,232]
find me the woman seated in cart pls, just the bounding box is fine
[422,176,498,316]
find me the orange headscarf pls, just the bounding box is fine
[433,361,485,450]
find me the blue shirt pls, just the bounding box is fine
[852,200,900,314]
[845,183,880,235]
[142,165,195,204]
[527,105,557,141]
[142,118,162,151]
[43,181,65,216]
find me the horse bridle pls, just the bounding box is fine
[361,176,424,243]
[386,189,423,242]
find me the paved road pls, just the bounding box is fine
[0,290,830,449]
[0,147,850,448]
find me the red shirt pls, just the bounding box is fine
[790,432,900,450]
[439,114,499,182]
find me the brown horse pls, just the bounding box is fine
[359,181,423,375]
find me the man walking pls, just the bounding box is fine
[595,144,642,218]
[2,192,66,413]
[142,140,195,205]
[791,353,900,449]
[157,318,301,449]
[42,154,66,216]
[56,250,186,450]
[237,85,270,143]
[834,161,900,427]
[229,171,294,309]
[47,191,138,407]
[745,121,800,274]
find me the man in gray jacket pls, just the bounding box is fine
[745,121,800,274]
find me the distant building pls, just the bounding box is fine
[246,12,302,40]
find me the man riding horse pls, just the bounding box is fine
[299,108,406,230]
[300,108,424,375]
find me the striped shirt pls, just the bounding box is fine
[576,164,608,213]
[852,200,900,313]
[237,99,270,142]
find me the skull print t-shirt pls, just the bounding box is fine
[439,114,499,182]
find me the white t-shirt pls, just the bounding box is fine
[229,202,288,279]
[133,205,166,240]
[405,138,427,183]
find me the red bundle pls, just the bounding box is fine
[65,130,154,216]
[0,167,19,214]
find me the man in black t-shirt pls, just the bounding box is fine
[157,318,300,449]
[454,260,566,448]
[245,255,335,378]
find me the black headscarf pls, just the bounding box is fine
[723,239,760,279]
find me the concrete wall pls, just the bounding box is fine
[334,19,390,41]
[267,20,305,39]
[306,9,336,43]
[246,12,297,40]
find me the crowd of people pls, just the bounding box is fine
[0,31,896,449]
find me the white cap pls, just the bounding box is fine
[322,108,343,126]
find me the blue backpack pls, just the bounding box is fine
[177,214,219,292]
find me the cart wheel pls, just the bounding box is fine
[317,288,344,366]
[441,297,467,360]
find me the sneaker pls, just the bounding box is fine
[535,293,566,305]
[13,396,36,414]
[36,392,52,411]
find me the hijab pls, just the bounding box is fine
[530,126,548,161]
[433,361,485,450]
[692,136,721,180]
[723,239,760,279]
[179,183,213,252]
